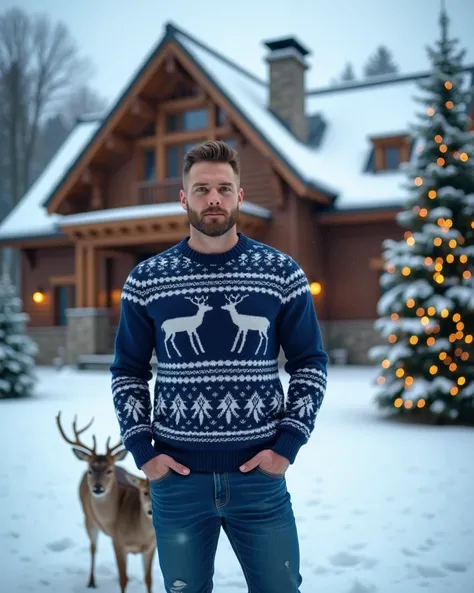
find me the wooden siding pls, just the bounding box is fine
[22,247,75,327]
[322,220,404,320]
[104,150,140,208]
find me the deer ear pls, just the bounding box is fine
[125,473,139,487]
[72,447,92,461]
[114,448,128,461]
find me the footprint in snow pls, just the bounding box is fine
[347,579,377,593]
[329,551,363,567]
[306,499,320,506]
[45,537,75,552]
[442,562,468,573]
[312,565,330,575]
[401,548,418,557]
[7,531,20,538]
[415,564,446,578]
[349,542,368,551]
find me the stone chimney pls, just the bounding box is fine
[263,36,310,143]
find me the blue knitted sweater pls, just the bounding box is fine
[110,233,328,472]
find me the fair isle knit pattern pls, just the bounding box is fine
[110,233,328,472]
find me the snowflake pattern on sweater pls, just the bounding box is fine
[110,233,328,471]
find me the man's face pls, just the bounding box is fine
[180,162,244,237]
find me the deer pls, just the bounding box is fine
[55,412,156,593]
[221,294,270,355]
[161,295,213,357]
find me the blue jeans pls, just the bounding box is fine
[149,467,302,593]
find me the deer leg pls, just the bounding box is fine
[187,331,200,355]
[112,541,128,593]
[170,334,182,357]
[142,545,155,593]
[164,333,172,358]
[193,330,205,353]
[238,330,248,353]
[85,516,98,588]
[231,329,241,352]
[255,331,263,355]
[263,331,268,355]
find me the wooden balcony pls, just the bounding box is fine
[135,179,182,205]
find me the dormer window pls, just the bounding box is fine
[368,134,411,172]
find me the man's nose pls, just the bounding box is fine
[207,190,221,205]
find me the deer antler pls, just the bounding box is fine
[224,294,248,305]
[105,436,125,457]
[56,411,97,455]
[186,295,208,306]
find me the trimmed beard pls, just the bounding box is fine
[187,204,240,237]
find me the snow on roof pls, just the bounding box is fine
[0,120,101,241]
[59,200,272,227]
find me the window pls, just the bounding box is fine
[167,146,180,178]
[54,285,75,326]
[384,146,400,170]
[217,107,226,126]
[144,149,156,180]
[166,108,208,133]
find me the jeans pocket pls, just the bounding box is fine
[149,470,172,484]
[256,466,285,479]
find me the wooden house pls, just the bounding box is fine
[0,22,473,366]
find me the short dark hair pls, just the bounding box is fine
[182,140,240,184]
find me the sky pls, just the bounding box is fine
[2,0,474,107]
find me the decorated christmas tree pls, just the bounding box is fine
[0,271,38,398]
[369,8,474,423]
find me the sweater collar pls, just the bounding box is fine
[177,232,249,265]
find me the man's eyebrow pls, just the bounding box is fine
[192,181,233,188]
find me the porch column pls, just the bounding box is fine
[66,244,111,365]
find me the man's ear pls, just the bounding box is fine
[179,189,187,211]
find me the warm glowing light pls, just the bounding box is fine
[428,190,437,199]
[409,335,419,345]
[441,309,449,318]
[382,359,390,369]
[396,368,405,378]
[444,81,453,90]
[449,239,457,248]
[415,176,423,186]
[435,263,443,272]
[449,363,457,372]
[407,299,415,308]
[386,264,395,273]
[394,398,403,408]
[449,334,457,343]
[437,157,445,166]
[427,306,436,316]
[465,335,473,344]
[434,134,443,143]
[452,313,461,322]
[439,352,447,360]
[456,331,464,340]
[391,313,399,321]
[435,274,444,284]
[446,254,454,263]
[434,237,442,246]
[416,307,425,316]
[455,348,463,357]
[458,377,466,386]
[419,208,428,217]
[32,291,44,304]
[450,386,458,396]
[402,267,411,276]
[421,316,430,326]
[446,100,454,109]
[377,376,386,385]
[404,400,413,409]
[310,282,322,296]
[427,107,435,116]
[429,365,438,375]
[471,221,474,229]
[460,255,468,264]
[425,257,433,266]
[445,219,453,228]
[388,334,397,343]
[405,376,414,386]
[427,337,436,346]
[460,152,469,162]
[463,270,471,279]
[461,352,469,361]
[417,399,426,408]
[456,322,464,331]
[439,144,448,153]
[407,236,416,246]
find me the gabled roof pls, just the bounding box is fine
[1,21,473,243]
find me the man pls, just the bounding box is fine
[111,140,328,593]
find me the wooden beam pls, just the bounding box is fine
[105,133,132,154]
[130,97,156,120]
[164,53,176,73]
[80,167,103,186]
[317,207,400,225]
[86,246,98,308]
[75,243,86,307]
[157,107,166,180]
[160,95,208,112]
[50,274,76,285]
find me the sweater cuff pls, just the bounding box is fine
[271,430,306,464]
[127,438,159,470]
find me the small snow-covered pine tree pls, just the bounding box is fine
[369,8,474,423]
[0,274,38,398]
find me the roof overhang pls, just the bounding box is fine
[58,201,271,246]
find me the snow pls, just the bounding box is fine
[59,201,272,227]
[0,121,101,241]
[2,365,474,592]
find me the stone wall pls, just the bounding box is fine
[66,308,111,365]
[321,319,383,365]
[28,326,67,365]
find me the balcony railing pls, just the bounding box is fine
[135,179,182,205]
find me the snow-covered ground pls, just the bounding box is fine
[1,365,473,593]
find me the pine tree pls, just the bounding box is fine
[340,62,356,82]
[0,272,38,398]
[363,45,398,77]
[369,8,474,423]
